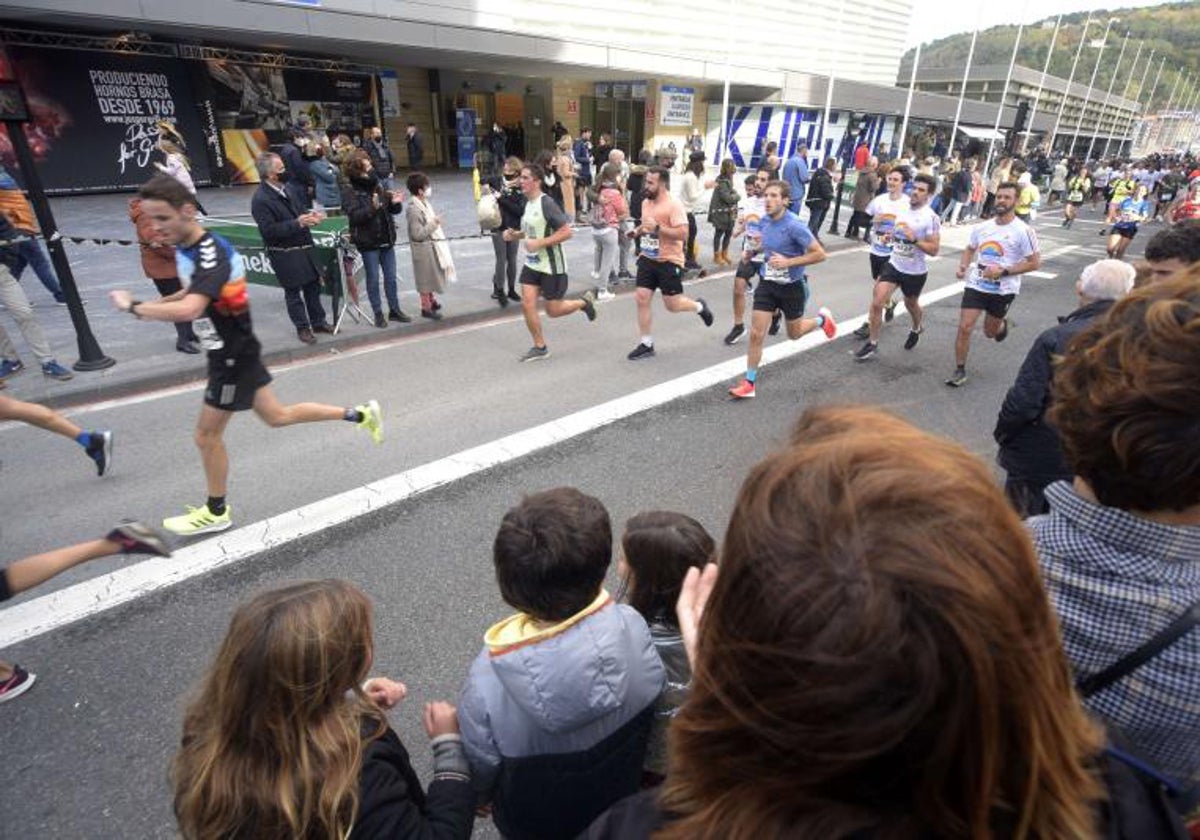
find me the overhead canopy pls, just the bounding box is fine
[957,125,1006,141]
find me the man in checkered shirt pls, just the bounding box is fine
[1029,273,1200,792]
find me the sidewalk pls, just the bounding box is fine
[1,169,867,409]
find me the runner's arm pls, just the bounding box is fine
[774,237,826,269]
[110,289,210,322]
[528,220,572,252]
[917,228,940,256]
[956,245,977,278]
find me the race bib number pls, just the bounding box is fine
[763,264,790,283]
[641,235,660,259]
[525,250,540,267]
[891,239,915,257]
[973,267,1001,293]
[1067,190,1083,203]
[193,318,224,351]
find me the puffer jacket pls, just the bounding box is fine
[341,174,402,252]
[458,591,665,840]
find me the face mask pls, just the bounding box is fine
[424,187,432,199]
[276,169,291,183]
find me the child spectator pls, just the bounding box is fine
[458,487,666,839]
[173,580,474,840]
[1,521,170,703]
[617,511,715,784]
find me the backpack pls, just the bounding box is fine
[477,192,501,229]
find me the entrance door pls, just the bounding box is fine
[615,99,645,157]
[523,95,547,157]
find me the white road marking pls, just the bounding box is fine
[1027,271,1058,279]
[1041,244,1081,260]
[0,282,968,646]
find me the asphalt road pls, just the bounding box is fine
[0,204,1146,838]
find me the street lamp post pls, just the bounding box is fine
[1130,56,1166,155]
[982,20,1024,183]
[1087,30,1128,161]
[1049,12,1093,154]
[1120,48,1154,157]
[1021,14,1061,155]
[1070,17,1117,160]
[898,42,921,159]
[951,16,981,157]
[1101,39,1140,159]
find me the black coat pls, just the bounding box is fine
[484,175,526,231]
[250,183,321,289]
[341,176,402,251]
[407,132,424,169]
[353,727,475,840]
[365,139,396,179]
[278,142,314,211]
[806,168,835,206]
[994,299,1115,481]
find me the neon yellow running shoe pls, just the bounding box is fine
[356,399,383,445]
[163,504,232,537]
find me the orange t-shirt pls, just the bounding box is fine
[640,193,687,267]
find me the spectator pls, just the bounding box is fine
[249,152,331,345]
[554,136,578,219]
[0,521,170,703]
[552,120,568,143]
[574,128,594,218]
[707,158,739,265]
[405,124,424,170]
[945,158,974,225]
[363,126,397,192]
[608,149,635,280]
[458,487,665,840]
[781,144,810,214]
[1141,220,1200,284]
[853,137,870,171]
[993,259,1135,517]
[486,122,507,177]
[0,214,74,380]
[876,140,893,163]
[484,156,526,307]
[129,197,201,354]
[626,150,651,258]
[405,171,451,320]
[585,405,1184,839]
[278,126,315,211]
[680,152,706,270]
[616,510,714,785]
[804,157,837,241]
[535,149,563,210]
[0,162,65,304]
[593,133,613,178]
[309,142,342,211]
[590,162,628,300]
[845,156,879,239]
[340,149,410,328]
[154,121,207,214]
[172,580,475,839]
[1036,272,1200,793]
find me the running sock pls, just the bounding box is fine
[344,408,363,423]
[815,315,826,329]
[75,431,93,449]
[207,496,227,516]
[641,336,654,348]
[695,300,707,314]
[746,368,757,384]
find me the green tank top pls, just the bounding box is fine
[520,194,567,275]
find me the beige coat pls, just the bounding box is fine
[406,196,448,294]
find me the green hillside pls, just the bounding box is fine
[900,2,1199,112]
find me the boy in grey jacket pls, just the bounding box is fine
[458,487,665,840]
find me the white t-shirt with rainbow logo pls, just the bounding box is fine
[965,217,1039,296]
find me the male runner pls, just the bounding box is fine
[853,173,940,361]
[108,175,384,536]
[851,166,910,340]
[626,166,713,360]
[946,182,1041,388]
[502,163,597,362]
[1061,167,1090,229]
[728,180,837,399]
[724,168,770,345]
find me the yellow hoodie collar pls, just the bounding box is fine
[484,590,612,657]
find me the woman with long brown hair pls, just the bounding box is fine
[172,580,474,840]
[585,406,1183,839]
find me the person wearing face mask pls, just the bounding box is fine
[364,126,397,192]
[341,149,411,328]
[485,157,527,307]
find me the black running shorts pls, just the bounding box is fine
[636,257,685,296]
[753,280,808,321]
[878,262,928,299]
[961,287,1016,320]
[204,354,273,412]
[519,266,569,301]
[869,253,889,279]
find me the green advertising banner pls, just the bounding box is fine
[206,217,347,292]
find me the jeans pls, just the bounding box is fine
[12,239,63,299]
[618,221,632,273]
[592,227,619,289]
[712,225,732,254]
[685,213,698,264]
[284,280,328,329]
[361,246,401,314]
[806,202,830,240]
[491,231,519,293]
[0,264,54,363]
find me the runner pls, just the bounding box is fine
[0,393,111,475]
[1167,177,1200,225]
[1152,164,1184,222]
[724,169,769,345]
[503,163,597,362]
[1099,167,1136,235]
[853,173,940,361]
[946,181,1041,388]
[728,180,837,399]
[1089,162,1111,213]
[626,166,714,360]
[108,175,384,536]
[1107,184,1151,260]
[852,166,911,340]
[1061,167,1090,229]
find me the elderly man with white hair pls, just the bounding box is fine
[992,259,1136,517]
